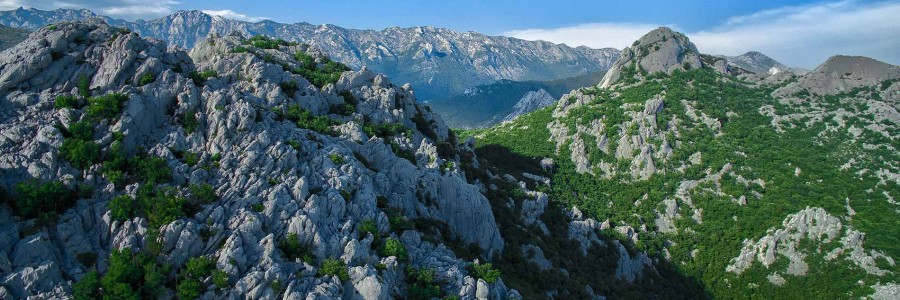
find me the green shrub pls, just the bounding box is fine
[291,51,350,88]
[472,261,501,284]
[109,195,136,221]
[320,258,349,281]
[86,93,128,120]
[282,105,336,134]
[72,270,101,300]
[105,170,125,187]
[358,219,378,238]
[212,269,229,289]
[189,183,217,204]
[189,70,218,85]
[183,151,199,166]
[96,248,166,299]
[248,35,295,49]
[177,278,202,300]
[286,140,302,151]
[132,155,171,184]
[138,73,155,86]
[177,256,217,299]
[67,122,95,140]
[139,186,186,228]
[11,180,74,220]
[278,233,313,263]
[280,81,300,97]
[60,139,99,169]
[182,110,198,134]
[77,75,91,97]
[381,238,408,260]
[406,267,442,299]
[231,46,249,53]
[250,203,264,212]
[55,95,79,109]
[329,153,343,165]
[363,122,407,138]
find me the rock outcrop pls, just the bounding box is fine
[501,89,557,122]
[791,55,900,95]
[599,27,702,88]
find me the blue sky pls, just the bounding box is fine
[2,0,898,68]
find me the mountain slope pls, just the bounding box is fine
[464,27,900,299]
[428,71,607,128]
[719,51,789,74]
[0,22,705,299]
[0,24,27,50]
[0,8,620,100]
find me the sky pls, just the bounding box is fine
[2,0,898,68]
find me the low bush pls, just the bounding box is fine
[138,73,155,86]
[86,93,128,120]
[278,233,313,264]
[10,180,75,221]
[54,95,79,109]
[358,219,378,238]
[381,237,408,260]
[472,261,501,284]
[319,258,349,281]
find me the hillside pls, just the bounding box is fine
[0,8,620,100]
[428,71,607,128]
[0,22,707,299]
[464,27,900,299]
[0,24,27,50]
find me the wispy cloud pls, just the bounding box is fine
[505,22,663,50]
[505,1,900,68]
[201,9,267,22]
[0,0,180,20]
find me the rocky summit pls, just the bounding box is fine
[0,21,707,299]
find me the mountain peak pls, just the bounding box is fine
[599,27,702,88]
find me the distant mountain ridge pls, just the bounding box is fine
[718,51,789,74]
[0,24,27,49]
[0,7,620,100]
[428,71,607,128]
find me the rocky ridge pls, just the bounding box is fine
[599,27,703,88]
[500,89,556,122]
[0,8,620,100]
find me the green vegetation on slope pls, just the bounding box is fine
[467,67,898,298]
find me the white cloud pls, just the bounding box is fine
[201,9,267,22]
[505,22,663,50]
[504,1,900,68]
[0,0,180,20]
[691,0,900,68]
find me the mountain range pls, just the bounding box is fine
[0,8,620,100]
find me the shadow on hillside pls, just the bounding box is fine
[469,144,710,299]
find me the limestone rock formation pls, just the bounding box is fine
[0,21,511,299]
[599,27,702,88]
[501,89,557,122]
